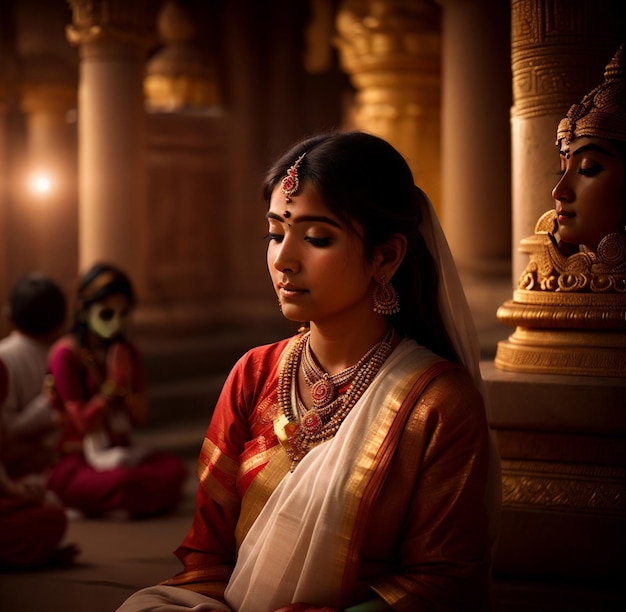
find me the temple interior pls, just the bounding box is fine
[0,1,624,610]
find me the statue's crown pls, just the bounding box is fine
[557,43,626,144]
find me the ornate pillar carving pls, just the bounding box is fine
[67,0,161,295]
[335,0,442,210]
[510,0,625,281]
[485,1,626,593]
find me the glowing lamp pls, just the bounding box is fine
[29,172,53,196]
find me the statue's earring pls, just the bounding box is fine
[372,275,400,315]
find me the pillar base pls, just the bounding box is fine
[495,328,626,377]
[482,362,626,581]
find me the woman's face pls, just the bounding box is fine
[267,182,377,329]
[552,136,626,249]
[86,293,132,340]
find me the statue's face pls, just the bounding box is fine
[552,137,626,249]
[86,293,131,340]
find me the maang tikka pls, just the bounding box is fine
[280,153,306,202]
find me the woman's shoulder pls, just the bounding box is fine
[235,335,295,372]
[417,363,486,424]
[49,334,79,357]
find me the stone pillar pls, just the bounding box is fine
[8,0,78,294]
[20,84,77,285]
[335,0,442,210]
[510,0,626,281]
[67,0,160,294]
[438,0,512,355]
[440,0,511,274]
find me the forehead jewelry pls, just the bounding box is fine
[280,152,306,203]
[283,210,291,218]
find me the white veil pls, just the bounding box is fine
[416,187,482,388]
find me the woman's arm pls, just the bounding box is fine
[48,344,109,434]
[371,369,493,611]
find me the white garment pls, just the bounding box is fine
[0,331,55,439]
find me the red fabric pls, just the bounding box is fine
[47,450,187,518]
[46,334,187,518]
[165,339,289,594]
[48,336,145,445]
[165,339,492,610]
[0,497,67,568]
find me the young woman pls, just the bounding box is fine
[46,263,187,519]
[119,132,499,611]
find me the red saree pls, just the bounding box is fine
[165,336,492,611]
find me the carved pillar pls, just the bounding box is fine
[335,0,442,210]
[484,0,626,594]
[510,0,625,281]
[67,0,160,295]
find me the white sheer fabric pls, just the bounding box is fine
[416,188,482,388]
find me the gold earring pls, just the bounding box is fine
[373,275,400,315]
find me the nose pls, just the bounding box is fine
[552,172,574,203]
[271,236,299,274]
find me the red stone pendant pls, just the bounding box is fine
[310,377,335,408]
[301,410,322,435]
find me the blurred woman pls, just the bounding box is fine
[47,263,187,519]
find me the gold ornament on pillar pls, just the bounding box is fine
[144,0,220,112]
[334,0,442,210]
[495,44,626,377]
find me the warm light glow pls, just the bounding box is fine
[29,172,53,196]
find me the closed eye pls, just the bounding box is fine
[305,236,333,247]
[578,165,603,177]
[265,232,284,243]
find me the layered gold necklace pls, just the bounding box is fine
[275,328,395,469]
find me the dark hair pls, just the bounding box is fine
[72,262,136,345]
[263,131,458,363]
[7,273,67,336]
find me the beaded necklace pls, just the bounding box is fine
[276,328,395,469]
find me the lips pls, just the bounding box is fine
[556,207,575,223]
[278,282,308,297]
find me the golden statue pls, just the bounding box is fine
[496,44,626,376]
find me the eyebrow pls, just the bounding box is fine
[266,211,342,228]
[560,143,615,158]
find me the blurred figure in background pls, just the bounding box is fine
[0,277,78,568]
[0,273,66,479]
[47,262,187,520]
